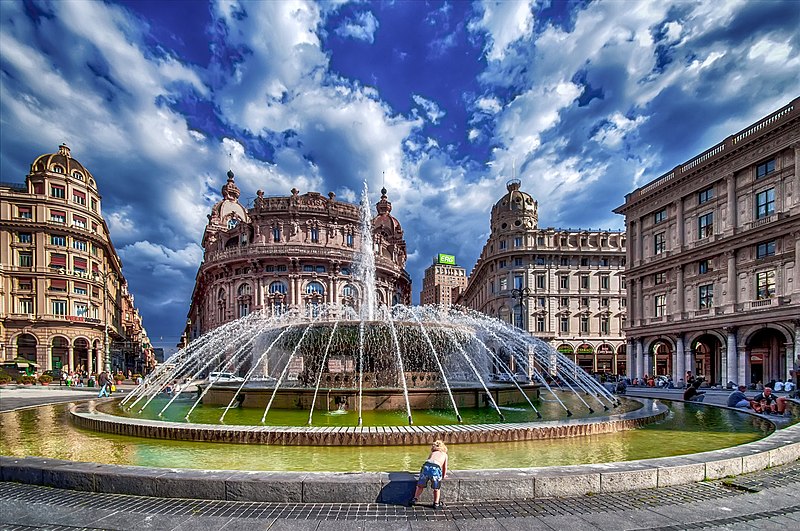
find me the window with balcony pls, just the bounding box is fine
[536,275,545,288]
[654,232,666,255]
[560,317,569,333]
[698,187,714,204]
[698,212,713,238]
[654,294,666,317]
[654,272,666,285]
[50,185,65,199]
[560,275,569,289]
[50,234,66,246]
[653,208,667,224]
[600,275,610,290]
[755,188,775,219]
[698,284,713,309]
[18,251,33,267]
[18,298,34,314]
[17,232,32,243]
[756,158,775,179]
[756,240,776,259]
[756,270,775,300]
[306,282,324,295]
[269,281,287,294]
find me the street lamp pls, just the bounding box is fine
[510,287,533,330]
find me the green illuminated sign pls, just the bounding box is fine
[438,254,456,265]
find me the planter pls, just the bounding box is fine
[40,382,50,386]
[115,381,123,385]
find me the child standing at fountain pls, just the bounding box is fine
[409,440,448,510]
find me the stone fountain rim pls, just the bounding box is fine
[69,396,668,446]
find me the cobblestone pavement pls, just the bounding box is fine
[0,462,798,530]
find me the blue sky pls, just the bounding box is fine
[1,0,798,352]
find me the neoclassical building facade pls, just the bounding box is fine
[0,144,153,374]
[184,172,412,339]
[459,179,628,374]
[615,97,800,386]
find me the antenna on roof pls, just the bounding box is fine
[382,171,385,189]
[512,158,516,180]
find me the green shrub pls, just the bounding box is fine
[20,375,36,385]
[38,374,53,384]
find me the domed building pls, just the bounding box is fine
[459,179,628,375]
[183,172,412,340]
[0,144,154,375]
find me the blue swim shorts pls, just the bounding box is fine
[417,461,443,490]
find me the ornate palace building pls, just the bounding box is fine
[420,254,467,306]
[615,98,800,387]
[0,144,154,374]
[459,179,627,374]
[184,172,412,340]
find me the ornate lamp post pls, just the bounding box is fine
[510,287,533,331]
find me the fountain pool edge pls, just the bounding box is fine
[1,402,798,503]
[68,398,664,446]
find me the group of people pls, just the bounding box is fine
[727,385,790,415]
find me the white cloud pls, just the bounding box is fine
[335,11,379,43]
[412,94,446,124]
[469,0,536,61]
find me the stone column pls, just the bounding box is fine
[636,279,644,325]
[727,174,737,233]
[725,328,737,386]
[68,346,74,373]
[676,197,684,249]
[676,334,685,386]
[636,219,644,265]
[737,345,748,386]
[87,348,93,375]
[675,265,684,317]
[727,251,737,306]
[685,341,693,381]
[636,339,644,379]
[626,339,634,379]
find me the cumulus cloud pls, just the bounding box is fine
[412,94,446,124]
[469,0,536,61]
[335,10,379,43]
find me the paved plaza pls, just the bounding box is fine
[1,386,798,530]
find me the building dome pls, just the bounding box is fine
[373,187,403,236]
[30,144,95,183]
[491,179,538,231]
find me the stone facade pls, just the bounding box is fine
[184,173,412,339]
[0,144,152,374]
[420,257,467,306]
[459,179,628,374]
[614,97,800,386]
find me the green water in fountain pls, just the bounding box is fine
[0,401,772,472]
[109,392,639,426]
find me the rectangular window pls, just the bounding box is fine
[698,187,714,204]
[74,283,88,295]
[73,240,87,251]
[303,265,314,272]
[513,275,524,290]
[73,216,87,229]
[654,208,667,224]
[310,227,319,243]
[560,275,569,289]
[73,258,87,273]
[698,212,713,238]
[489,280,495,294]
[514,257,524,267]
[560,317,569,333]
[90,198,97,212]
[52,300,67,316]
[600,317,610,335]
[18,278,33,290]
[654,294,666,317]
[698,284,714,309]
[50,210,66,223]
[601,297,609,307]
[621,298,627,308]
[50,279,67,292]
[33,182,44,194]
[18,206,33,219]
[699,259,709,274]
[536,236,545,246]
[18,298,34,314]
[654,232,666,255]
[499,240,507,250]
[756,159,775,179]
[580,316,589,333]
[560,237,567,246]
[580,257,589,266]
[499,277,508,291]
[560,297,569,307]
[91,243,99,256]
[560,257,569,266]
[600,258,609,267]
[72,190,86,205]
[346,233,354,247]
[18,251,33,267]
[654,272,666,285]
[535,257,545,265]
[75,302,88,317]
[536,275,546,289]
[756,270,775,300]
[756,240,776,259]
[537,316,546,332]
[580,297,589,307]
[513,236,523,247]
[17,232,32,243]
[580,275,589,289]
[621,278,626,290]
[50,185,65,198]
[277,265,287,272]
[538,297,546,307]
[755,188,775,219]
[600,275,610,290]
[499,259,507,268]
[49,234,66,246]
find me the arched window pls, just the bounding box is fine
[238,283,251,296]
[343,284,357,298]
[52,165,64,174]
[346,233,354,247]
[238,301,250,318]
[269,281,287,294]
[306,282,324,295]
[228,218,238,229]
[72,171,84,181]
[217,288,226,300]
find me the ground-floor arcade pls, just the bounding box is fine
[626,320,800,387]
[1,325,109,374]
